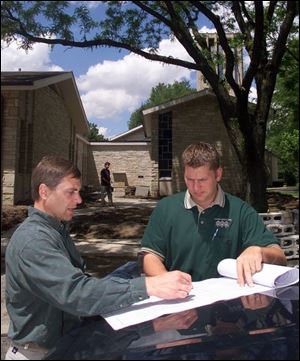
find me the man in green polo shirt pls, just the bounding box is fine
[141,142,286,286]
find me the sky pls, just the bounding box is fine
[1,2,254,139]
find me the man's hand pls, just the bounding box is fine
[153,309,198,332]
[236,246,263,287]
[145,270,192,299]
[241,294,272,310]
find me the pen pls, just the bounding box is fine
[212,228,219,241]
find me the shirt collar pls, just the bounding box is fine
[184,185,225,212]
[28,206,67,233]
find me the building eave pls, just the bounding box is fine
[90,141,150,146]
[109,125,144,141]
[1,71,89,135]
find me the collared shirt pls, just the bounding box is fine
[141,191,280,281]
[184,186,280,250]
[184,185,225,213]
[5,207,148,348]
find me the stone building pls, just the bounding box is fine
[88,139,152,197]
[1,71,89,205]
[142,89,244,197]
[1,71,278,205]
[196,32,243,95]
[89,89,278,198]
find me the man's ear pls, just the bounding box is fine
[216,167,223,182]
[39,184,49,200]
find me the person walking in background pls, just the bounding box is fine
[5,156,192,360]
[100,161,113,206]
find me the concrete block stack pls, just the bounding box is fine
[113,182,126,197]
[259,210,299,261]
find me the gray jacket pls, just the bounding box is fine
[5,207,147,348]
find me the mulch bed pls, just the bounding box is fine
[1,192,298,233]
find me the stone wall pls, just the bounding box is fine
[32,87,72,166]
[88,143,152,195]
[150,94,243,197]
[75,136,89,186]
[1,87,77,205]
[1,91,20,205]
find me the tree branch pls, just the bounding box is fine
[190,1,241,97]
[255,2,297,140]
[242,1,265,92]
[267,1,278,24]
[13,27,202,70]
[178,1,209,55]
[271,1,298,70]
[132,1,173,28]
[240,1,255,28]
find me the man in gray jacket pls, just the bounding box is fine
[5,156,192,360]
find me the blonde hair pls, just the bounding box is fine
[182,143,220,170]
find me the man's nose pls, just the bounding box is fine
[193,181,201,191]
[76,193,82,204]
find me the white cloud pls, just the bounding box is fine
[81,88,141,120]
[249,86,257,103]
[77,37,193,121]
[1,39,63,71]
[0,35,194,132]
[97,126,108,136]
[70,1,101,9]
[199,26,217,33]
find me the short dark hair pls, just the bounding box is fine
[104,162,110,166]
[182,143,220,170]
[31,156,81,201]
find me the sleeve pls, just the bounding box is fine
[18,239,149,317]
[140,202,168,260]
[239,203,280,250]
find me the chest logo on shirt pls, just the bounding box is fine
[214,218,232,228]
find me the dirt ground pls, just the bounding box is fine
[1,205,153,240]
[70,205,153,239]
[2,193,299,236]
[1,192,298,237]
[1,203,153,239]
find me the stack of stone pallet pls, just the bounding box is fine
[259,210,299,261]
[113,182,126,197]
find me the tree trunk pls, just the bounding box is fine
[222,108,269,212]
[241,147,269,212]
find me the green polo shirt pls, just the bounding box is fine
[141,190,280,281]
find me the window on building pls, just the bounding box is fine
[158,112,172,178]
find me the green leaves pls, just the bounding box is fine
[267,38,299,185]
[128,80,196,129]
[87,122,108,142]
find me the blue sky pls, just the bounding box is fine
[1,2,218,138]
